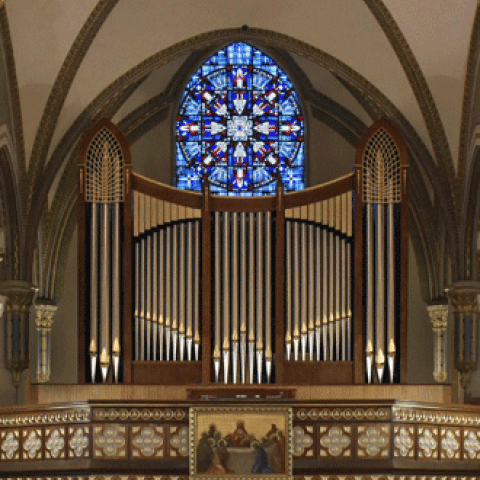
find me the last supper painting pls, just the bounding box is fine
[190,407,292,479]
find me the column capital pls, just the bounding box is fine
[446,281,480,313]
[34,299,58,329]
[427,302,449,331]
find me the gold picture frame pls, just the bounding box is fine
[189,406,292,480]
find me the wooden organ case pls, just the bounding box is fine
[78,118,409,389]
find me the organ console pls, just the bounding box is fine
[78,117,408,387]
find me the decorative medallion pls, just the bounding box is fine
[418,426,438,459]
[131,425,164,458]
[1,431,19,460]
[45,428,65,459]
[440,428,460,460]
[357,425,389,458]
[68,426,89,458]
[393,425,414,458]
[170,425,188,457]
[292,425,314,457]
[23,429,42,460]
[319,425,351,458]
[463,429,480,460]
[93,424,126,458]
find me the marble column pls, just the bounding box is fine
[34,299,57,383]
[0,281,36,388]
[427,301,448,383]
[446,281,480,392]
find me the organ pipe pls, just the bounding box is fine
[376,202,385,383]
[265,211,272,382]
[285,220,292,361]
[256,212,264,383]
[186,219,193,361]
[387,203,396,382]
[159,228,165,361]
[179,221,186,361]
[146,197,152,362]
[152,227,158,362]
[315,225,321,361]
[301,221,307,361]
[194,220,200,360]
[248,212,255,383]
[322,205,328,361]
[90,203,98,380]
[293,220,300,361]
[112,203,121,381]
[232,212,239,384]
[214,211,221,382]
[240,212,247,383]
[308,223,314,361]
[172,220,179,361]
[366,202,374,383]
[223,212,230,383]
[328,199,334,361]
[100,203,110,382]
[165,220,171,361]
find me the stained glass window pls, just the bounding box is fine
[176,42,305,196]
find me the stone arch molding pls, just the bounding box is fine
[33,28,454,308]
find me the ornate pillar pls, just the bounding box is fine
[34,299,57,383]
[446,281,480,393]
[0,281,36,388]
[427,301,449,383]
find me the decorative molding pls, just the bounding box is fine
[392,406,480,426]
[93,407,187,422]
[295,406,391,422]
[0,407,90,427]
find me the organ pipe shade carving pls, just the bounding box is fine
[85,128,124,203]
[363,129,401,205]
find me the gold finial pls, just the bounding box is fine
[375,348,385,366]
[89,338,97,355]
[112,338,121,356]
[100,347,110,367]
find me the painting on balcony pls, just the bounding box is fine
[190,406,292,479]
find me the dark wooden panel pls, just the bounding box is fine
[132,361,202,384]
[131,172,202,208]
[283,362,353,385]
[284,173,355,208]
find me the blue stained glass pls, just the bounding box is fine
[176,42,305,195]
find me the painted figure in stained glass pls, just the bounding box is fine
[176,42,305,196]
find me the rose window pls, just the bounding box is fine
[176,42,305,196]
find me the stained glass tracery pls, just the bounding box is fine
[176,42,305,196]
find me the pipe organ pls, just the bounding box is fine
[133,194,202,364]
[79,118,408,387]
